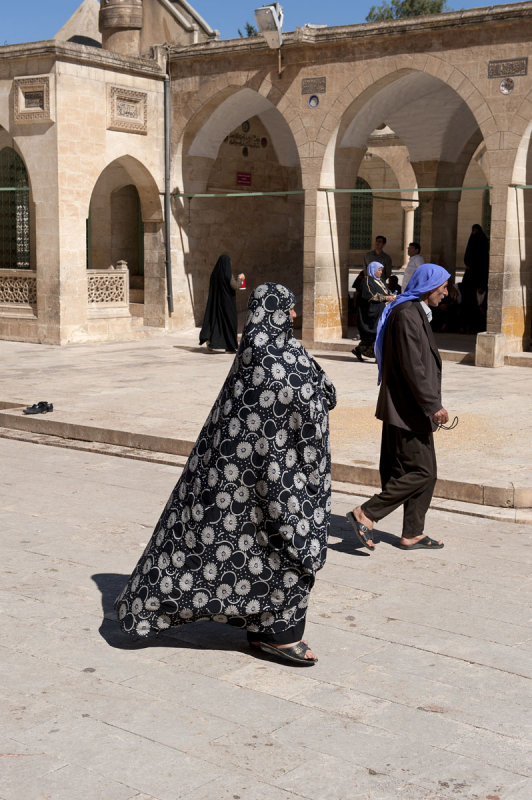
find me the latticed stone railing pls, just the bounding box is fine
[0,269,37,305]
[87,267,129,307]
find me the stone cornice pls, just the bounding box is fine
[168,2,532,60]
[0,40,165,79]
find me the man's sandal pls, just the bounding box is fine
[398,536,444,550]
[259,641,318,666]
[345,511,375,551]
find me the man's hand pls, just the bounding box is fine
[432,408,449,425]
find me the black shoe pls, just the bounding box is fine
[23,401,53,415]
[352,346,364,362]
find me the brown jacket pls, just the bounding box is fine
[376,300,442,433]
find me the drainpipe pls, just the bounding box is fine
[164,69,174,314]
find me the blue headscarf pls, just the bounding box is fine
[374,263,450,384]
[367,261,384,279]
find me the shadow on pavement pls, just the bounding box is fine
[329,512,401,553]
[92,572,251,654]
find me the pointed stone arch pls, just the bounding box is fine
[88,155,165,328]
[174,86,304,329]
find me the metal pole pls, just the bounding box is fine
[164,73,174,314]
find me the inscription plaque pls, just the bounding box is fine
[488,58,527,78]
[301,77,326,95]
[24,91,44,110]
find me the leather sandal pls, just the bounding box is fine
[345,511,375,550]
[398,536,444,550]
[259,641,318,666]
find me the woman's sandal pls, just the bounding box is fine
[259,641,318,666]
[345,511,375,551]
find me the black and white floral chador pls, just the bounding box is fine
[116,283,337,639]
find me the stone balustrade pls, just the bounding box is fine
[87,267,129,308]
[0,270,37,315]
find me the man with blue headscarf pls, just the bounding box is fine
[346,264,451,551]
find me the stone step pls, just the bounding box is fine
[506,352,532,367]
[129,275,144,290]
[129,303,144,318]
[129,288,144,303]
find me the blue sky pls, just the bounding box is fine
[2,1,510,45]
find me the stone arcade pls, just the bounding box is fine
[0,0,531,366]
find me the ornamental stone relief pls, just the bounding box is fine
[0,273,37,304]
[107,85,148,135]
[14,76,53,124]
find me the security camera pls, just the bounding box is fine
[254,3,284,49]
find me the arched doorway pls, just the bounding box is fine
[177,87,304,329]
[88,156,164,326]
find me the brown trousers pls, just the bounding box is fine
[362,423,437,538]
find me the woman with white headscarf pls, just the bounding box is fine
[116,283,336,666]
[352,261,394,362]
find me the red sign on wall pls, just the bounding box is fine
[237,172,252,186]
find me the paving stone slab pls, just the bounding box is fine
[12,713,228,800]
[1,763,135,800]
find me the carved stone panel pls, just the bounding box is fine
[87,269,129,305]
[14,76,53,125]
[0,271,37,305]
[107,85,148,135]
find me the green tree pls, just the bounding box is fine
[237,22,259,38]
[366,0,450,22]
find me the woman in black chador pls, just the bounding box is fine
[116,283,337,665]
[199,254,244,352]
[352,261,394,362]
[461,224,489,332]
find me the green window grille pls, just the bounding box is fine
[0,147,30,269]
[414,203,422,243]
[349,177,373,250]
[482,188,491,239]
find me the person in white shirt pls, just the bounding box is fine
[402,242,424,289]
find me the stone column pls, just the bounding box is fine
[99,0,143,56]
[473,139,532,364]
[410,161,439,262]
[401,202,416,266]
[143,221,167,328]
[302,148,363,343]
[430,193,460,273]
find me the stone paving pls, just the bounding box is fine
[0,330,531,511]
[1,437,531,800]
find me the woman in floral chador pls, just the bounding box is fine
[116,283,336,665]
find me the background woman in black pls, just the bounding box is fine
[117,283,337,666]
[199,254,245,352]
[461,224,489,333]
[352,261,394,362]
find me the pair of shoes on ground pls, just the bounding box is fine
[23,401,53,415]
[250,639,317,666]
